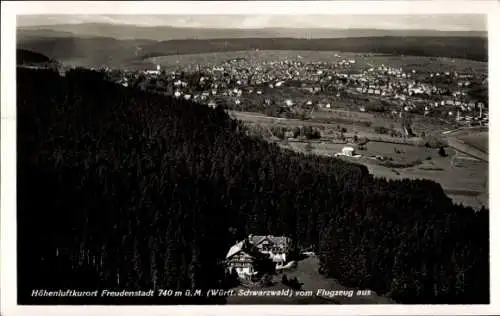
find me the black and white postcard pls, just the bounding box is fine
[1,1,499,316]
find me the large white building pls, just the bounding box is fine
[341,146,355,156]
[144,64,161,75]
[335,146,361,158]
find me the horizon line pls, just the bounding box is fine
[16,14,487,32]
[17,22,488,33]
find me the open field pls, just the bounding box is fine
[232,111,413,144]
[363,141,440,163]
[230,110,379,138]
[348,54,487,74]
[286,140,441,163]
[227,256,394,304]
[441,128,488,160]
[311,108,377,124]
[311,108,454,135]
[282,140,488,209]
[231,110,447,147]
[230,110,487,209]
[458,132,488,154]
[446,136,488,162]
[147,50,487,74]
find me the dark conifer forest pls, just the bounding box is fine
[17,49,52,64]
[17,67,489,305]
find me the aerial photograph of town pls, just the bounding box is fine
[11,10,490,310]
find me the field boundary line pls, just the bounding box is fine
[447,145,487,163]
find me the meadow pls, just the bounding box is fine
[458,132,488,154]
[281,139,488,210]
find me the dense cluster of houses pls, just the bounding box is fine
[109,54,488,126]
[346,66,488,126]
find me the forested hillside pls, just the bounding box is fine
[17,36,487,68]
[142,37,488,62]
[17,67,489,305]
[17,23,487,41]
[17,49,51,64]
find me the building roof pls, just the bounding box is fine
[249,235,291,246]
[249,235,267,245]
[226,240,245,259]
[226,235,292,259]
[225,239,263,260]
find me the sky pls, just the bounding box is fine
[17,14,486,31]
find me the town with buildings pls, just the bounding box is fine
[14,8,494,307]
[58,52,489,285]
[52,52,488,213]
[104,53,488,128]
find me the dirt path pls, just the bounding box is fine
[288,256,395,304]
[450,148,459,168]
[446,137,488,162]
[227,255,394,304]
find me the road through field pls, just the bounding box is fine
[229,110,330,127]
[445,138,488,162]
[230,110,423,145]
[230,110,488,210]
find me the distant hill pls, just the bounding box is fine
[17,35,488,68]
[17,29,76,40]
[142,36,488,62]
[17,23,487,41]
[17,37,156,68]
[17,49,52,64]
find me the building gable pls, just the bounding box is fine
[250,235,272,247]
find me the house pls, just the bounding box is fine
[335,146,361,158]
[342,147,355,156]
[225,234,293,279]
[144,64,161,76]
[225,239,264,280]
[248,235,292,257]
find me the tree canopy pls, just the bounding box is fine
[17,67,489,305]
